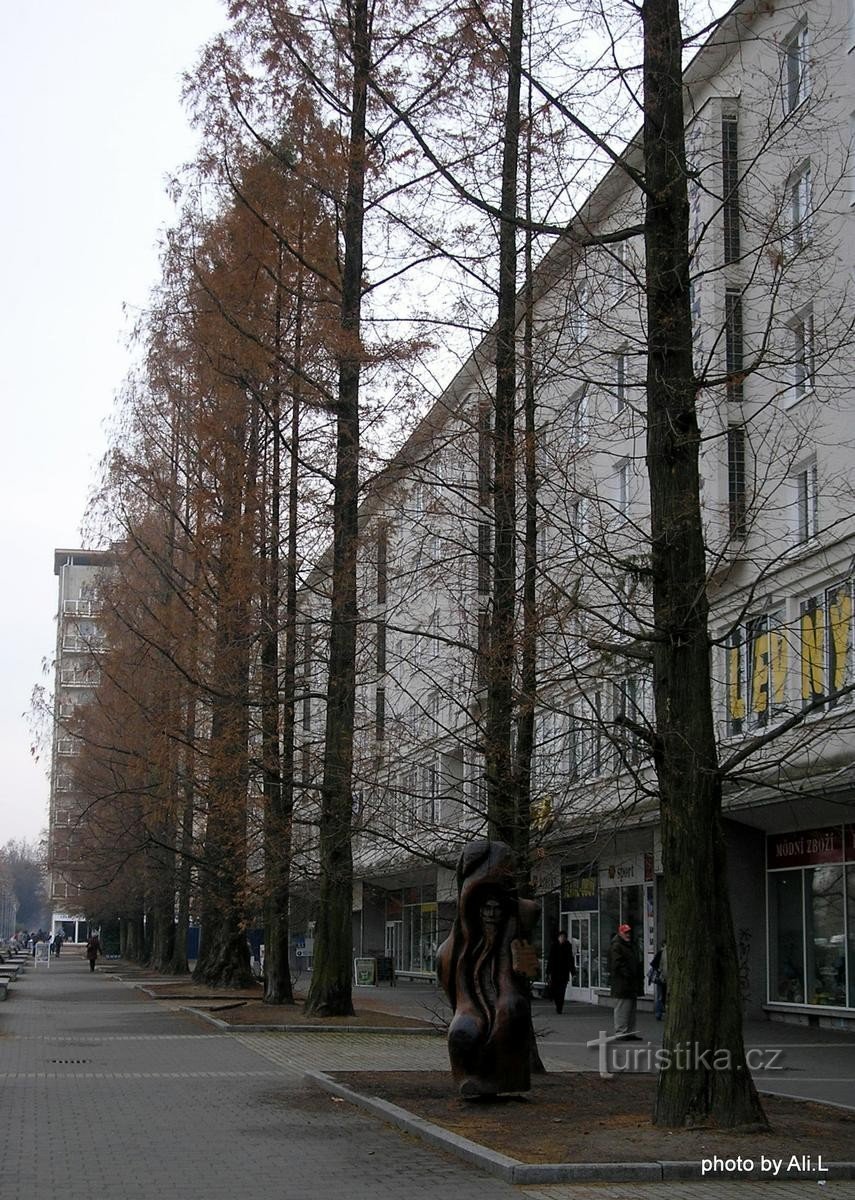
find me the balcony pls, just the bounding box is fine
[63,599,101,617]
[59,668,100,688]
[61,635,107,653]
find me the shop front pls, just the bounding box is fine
[596,850,657,1001]
[356,867,457,977]
[767,823,855,1014]
[559,865,598,1003]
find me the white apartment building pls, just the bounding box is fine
[48,548,115,944]
[296,0,855,1023]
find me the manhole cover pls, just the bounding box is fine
[48,1059,90,1065]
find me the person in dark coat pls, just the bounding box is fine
[607,923,642,1038]
[85,933,101,973]
[546,930,575,1014]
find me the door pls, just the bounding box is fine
[385,920,403,970]
[566,914,593,1002]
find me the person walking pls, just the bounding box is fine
[53,930,65,958]
[546,930,575,1014]
[85,932,101,973]
[607,923,642,1039]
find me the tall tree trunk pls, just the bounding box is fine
[305,0,370,1017]
[263,240,297,1006]
[193,403,256,990]
[642,0,767,1129]
[486,0,524,851]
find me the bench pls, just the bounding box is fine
[0,965,21,980]
[0,979,9,1001]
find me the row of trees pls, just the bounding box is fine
[0,840,48,934]
[45,0,855,1129]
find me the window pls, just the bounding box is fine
[613,675,650,765]
[725,290,744,402]
[727,425,747,538]
[782,22,810,115]
[376,524,388,605]
[726,612,788,733]
[800,580,854,708]
[375,686,386,741]
[476,607,490,686]
[746,612,787,727]
[477,399,492,504]
[420,762,437,823]
[569,386,590,447]
[615,460,630,518]
[792,461,818,543]
[568,281,589,342]
[571,495,589,548]
[376,620,387,673]
[477,522,491,594]
[788,162,812,254]
[721,113,741,263]
[614,351,627,413]
[568,693,604,779]
[791,308,815,402]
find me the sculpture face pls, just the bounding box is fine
[479,896,503,930]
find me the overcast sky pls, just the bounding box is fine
[0,1,227,845]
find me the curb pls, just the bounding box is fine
[179,1005,440,1035]
[304,1069,855,1184]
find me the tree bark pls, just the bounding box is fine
[642,0,767,1129]
[304,0,370,1017]
[486,0,524,851]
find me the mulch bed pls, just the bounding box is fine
[330,1070,855,1165]
[188,999,433,1029]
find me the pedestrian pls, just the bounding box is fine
[607,923,643,1039]
[648,940,667,1020]
[53,930,65,958]
[546,930,575,1014]
[85,932,101,973]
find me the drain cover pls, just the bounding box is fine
[48,1059,90,1065]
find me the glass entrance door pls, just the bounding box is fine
[385,921,403,970]
[566,914,593,1002]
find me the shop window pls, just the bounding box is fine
[598,890,620,989]
[804,866,846,1007]
[768,870,805,1002]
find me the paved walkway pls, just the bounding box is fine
[0,959,852,1200]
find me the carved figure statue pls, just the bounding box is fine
[436,839,540,1098]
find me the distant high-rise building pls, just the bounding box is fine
[47,548,114,944]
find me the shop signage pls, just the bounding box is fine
[766,826,843,869]
[560,866,598,911]
[598,854,644,890]
[354,957,376,986]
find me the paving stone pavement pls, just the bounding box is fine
[1,960,852,1200]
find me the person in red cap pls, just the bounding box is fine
[607,923,643,1038]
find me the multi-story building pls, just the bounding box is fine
[295,0,855,1024]
[47,548,115,944]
